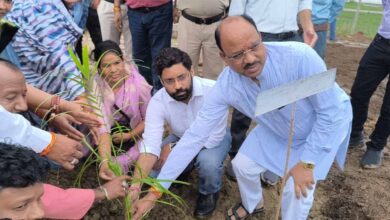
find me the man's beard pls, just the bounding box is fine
[168,80,193,102]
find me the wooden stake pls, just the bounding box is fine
[274,102,297,220]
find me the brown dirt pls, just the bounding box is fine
[47,43,390,219]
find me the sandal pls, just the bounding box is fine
[225,202,264,220]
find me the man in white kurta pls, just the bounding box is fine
[133,15,352,220]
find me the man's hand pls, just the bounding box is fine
[152,143,171,170]
[45,134,83,170]
[99,160,117,181]
[91,0,101,9]
[133,193,158,220]
[173,7,180,23]
[288,162,315,199]
[50,114,84,141]
[302,27,318,48]
[114,9,123,32]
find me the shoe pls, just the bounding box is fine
[361,147,384,169]
[349,132,365,149]
[194,192,219,218]
[226,160,237,182]
[225,201,264,220]
[260,170,279,186]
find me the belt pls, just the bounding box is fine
[375,34,390,44]
[260,31,296,40]
[129,2,170,13]
[181,10,225,25]
[314,23,329,32]
[104,0,125,3]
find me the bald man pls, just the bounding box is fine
[132,15,352,220]
[0,59,88,170]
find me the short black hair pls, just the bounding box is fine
[154,47,192,77]
[215,14,259,52]
[0,142,49,189]
[94,40,123,67]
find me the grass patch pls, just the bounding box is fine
[337,10,383,39]
[344,2,383,12]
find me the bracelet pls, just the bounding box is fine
[113,5,121,13]
[99,186,110,200]
[149,185,162,198]
[99,158,109,169]
[51,95,61,114]
[40,132,56,156]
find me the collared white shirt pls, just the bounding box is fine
[139,76,228,157]
[0,105,51,153]
[228,0,312,33]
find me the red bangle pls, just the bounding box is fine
[51,95,61,114]
[40,132,56,156]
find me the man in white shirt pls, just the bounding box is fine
[0,59,84,170]
[130,47,231,218]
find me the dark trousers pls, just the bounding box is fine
[76,7,102,58]
[350,34,390,151]
[127,2,173,91]
[229,32,302,158]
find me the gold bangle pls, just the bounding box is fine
[99,158,109,169]
[149,185,163,198]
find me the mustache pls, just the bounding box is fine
[174,88,187,95]
[244,61,260,70]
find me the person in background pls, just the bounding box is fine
[329,0,345,42]
[349,0,390,169]
[311,0,345,58]
[98,0,132,58]
[175,0,228,80]
[113,0,173,92]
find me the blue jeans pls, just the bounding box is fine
[127,2,172,91]
[329,20,337,41]
[151,130,232,195]
[313,30,327,59]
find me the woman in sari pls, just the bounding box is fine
[94,40,152,180]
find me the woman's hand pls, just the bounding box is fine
[99,161,116,181]
[112,132,131,144]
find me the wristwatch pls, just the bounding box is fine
[300,161,315,170]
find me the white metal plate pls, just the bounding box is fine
[255,68,336,116]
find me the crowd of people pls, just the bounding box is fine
[0,0,388,219]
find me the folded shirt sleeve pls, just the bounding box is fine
[0,105,51,153]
